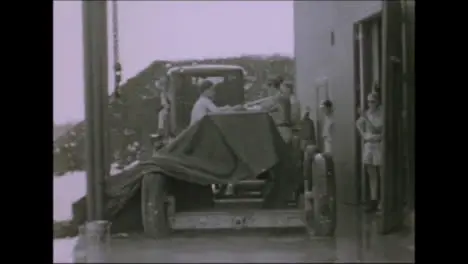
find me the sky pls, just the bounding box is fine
[53,1,294,124]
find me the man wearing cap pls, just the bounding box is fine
[356,92,383,212]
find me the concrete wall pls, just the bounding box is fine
[294,1,382,204]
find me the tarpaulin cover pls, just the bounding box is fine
[72,111,301,232]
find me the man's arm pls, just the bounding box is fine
[205,98,222,113]
[209,101,244,112]
[356,117,367,138]
[260,96,280,113]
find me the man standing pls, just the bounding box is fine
[320,99,334,154]
[261,76,293,144]
[283,81,301,127]
[190,80,242,196]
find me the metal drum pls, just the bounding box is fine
[73,221,112,263]
[311,153,336,236]
[302,145,336,237]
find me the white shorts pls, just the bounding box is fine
[363,142,382,166]
[324,140,332,154]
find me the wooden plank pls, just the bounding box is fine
[170,209,305,230]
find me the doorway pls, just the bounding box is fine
[353,13,382,209]
[354,1,412,234]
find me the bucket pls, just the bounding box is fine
[73,220,112,263]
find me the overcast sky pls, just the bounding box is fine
[53,1,294,124]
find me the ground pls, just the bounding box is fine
[105,205,414,263]
[54,172,414,263]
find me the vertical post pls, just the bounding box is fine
[401,0,415,235]
[380,0,405,234]
[371,22,380,87]
[357,23,368,205]
[404,0,415,213]
[82,1,109,221]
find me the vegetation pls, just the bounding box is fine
[53,55,294,176]
[53,122,76,140]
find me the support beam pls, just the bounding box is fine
[380,0,405,234]
[82,1,109,221]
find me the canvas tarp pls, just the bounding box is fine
[72,111,302,232]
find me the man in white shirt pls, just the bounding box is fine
[320,99,334,154]
[190,80,242,125]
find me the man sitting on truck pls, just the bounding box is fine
[190,79,243,196]
[190,80,243,125]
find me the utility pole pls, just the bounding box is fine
[82,1,109,221]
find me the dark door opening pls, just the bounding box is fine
[354,14,382,208]
[354,5,410,234]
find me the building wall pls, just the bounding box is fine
[294,1,382,204]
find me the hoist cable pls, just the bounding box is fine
[112,0,122,98]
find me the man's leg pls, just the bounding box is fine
[366,165,379,212]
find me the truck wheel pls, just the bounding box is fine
[311,153,337,236]
[141,172,171,238]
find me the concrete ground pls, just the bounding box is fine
[105,204,414,263]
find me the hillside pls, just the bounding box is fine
[53,55,294,175]
[53,123,76,140]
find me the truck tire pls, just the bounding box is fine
[311,153,337,236]
[141,172,171,238]
[302,145,319,233]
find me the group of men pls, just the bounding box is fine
[189,76,302,144]
[188,76,310,196]
[155,73,387,213]
[154,73,336,197]
[156,74,335,156]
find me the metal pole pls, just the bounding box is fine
[82,1,109,221]
[357,23,367,205]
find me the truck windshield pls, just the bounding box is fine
[187,71,242,87]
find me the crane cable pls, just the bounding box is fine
[112,0,122,98]
[111,0,128,164]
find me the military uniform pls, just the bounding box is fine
[274,94,293,143]
[357,107,383,165]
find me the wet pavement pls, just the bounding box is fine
[106,204,414,263]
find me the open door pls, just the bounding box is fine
[380,0,406,234]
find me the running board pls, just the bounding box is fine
[169,209,305,231]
